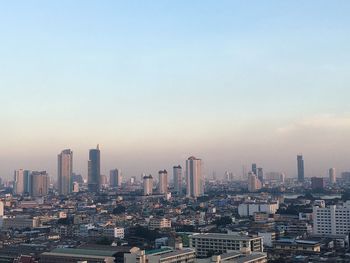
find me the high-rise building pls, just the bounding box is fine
[14,170,31,195]
[329,168,336,184]
[57,149,73,195]
[110,169,122,187]
[257,167,264,183]
[186,156,203,198]
[252,163,257,175]
[88,145,101,192]
[0,201,4,216]
[173,165,182,195]
[143,175,153,196]
[30,171,49,197]
[158,170,168,194]
[297,155,304,182]
[248,172,261,192]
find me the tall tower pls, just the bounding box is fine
[30,171,49,197]
[186,156,203,198]
[88,145,101,193]
[110,169,122,187]
[252,163,257,175]
[329,168,336,184]
[257,167,264,183]
[173,165,182,195]
[57,149,73,195]
[297,155,304,182]
[158,170,168,194]
[14,169,25,195]
[143,175,153,195]
[248,172,261,192]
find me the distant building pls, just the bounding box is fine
[186,156,203,198]
[143,175,153,196]
[173,165,182,195]
[329,168,336,184]
[252,163,257,175]
[297,155,304,182]
[149,218,171,230]
[57,149,73,195]
[257,168,264,183]
[14,169,31,195]
[238,201,279,217]
[248,172,261,192]
[110,169,122,187]
[189,233,263,257]
[0,201,3,216]
[273,239,320,254]
[88,145,101,192]
[30,171,49,197]
[311,177,325,190]
[158,170,168,194]
[313,200,350,235]
[125,248,196,263]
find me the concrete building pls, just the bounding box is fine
[173,165,182,195]
[238,201,279,217]
[329,168,336,184]
[203,252,267,263]
[57,149,73,195]
[272,239,320,254]
[252,163,257,175]
[247,172,261,192]
[313,200,350,235]
[0,201,3,216]
[257,168,264,183]
[311,177,325,190]
[125,248,196,263]
[110,168,122,187]
[186,156,203,198]
[189,233,263,257]
[114,227,125,239]
[2,216,40,230]
[14,169,31,195]
[158,170,168,194]
[88,145,101,193]
[143,175,153,196]
[149,218,171,230]
[297,155,304,182]
[30,171,49,197]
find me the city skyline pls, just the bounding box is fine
[1,1,350,179]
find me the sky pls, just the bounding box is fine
[1,0,350,181]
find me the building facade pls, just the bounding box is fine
[110,168,122,187]
[186,156,203,198]
[57,149,73,195]
[158,170,168,194]
[88,145,101,192]
[297,155,304,182]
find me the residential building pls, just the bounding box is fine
[149,218,171,230]
[186,156,203,198]
[110,169,122,187]
[329,168,336,184]
[30,171,49,197]
[143,175,153,196]
[173,165,182,195]
[57,149,73,195]
[238,202,279,217]
[158,170,168,194]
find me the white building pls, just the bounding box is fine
[238,202,279,217]
[313,200,350,235]
[125,248,196,263]
[329,168,336,184]
[189,233,263,257]
[114,227,125,239]
[0,201,3,216]
[158,170,168,194]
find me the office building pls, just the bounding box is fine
[143,175,153,196]
[88,145,101,192]
[252,163,257,175]
[257,168,264,183]
[173,165,182,195]
[313,200,350,235]
[14,169,31,195]
[189,233,263,257]
[186,156,203,198]
[238,201,279,217]
[110,168,122,187]
[329,168,336,184]
[158,170,168,194]
[311,177,325,190]
[297,155,304,182]
[248,172,261,192]
[57,149,73,195]
[30,171,49,197]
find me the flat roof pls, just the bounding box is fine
[43,248,117,257]
[190,233,260,241]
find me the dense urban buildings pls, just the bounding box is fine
[57,149,73,195]
[88,145,101,193]
[186,156,203,198]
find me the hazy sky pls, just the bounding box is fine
[1,1,350,180]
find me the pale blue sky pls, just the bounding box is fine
[1,1,350,180]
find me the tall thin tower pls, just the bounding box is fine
[88,145,101,192]
[186,156,203,198]
[58,149,73,195]
[297,155,304,182]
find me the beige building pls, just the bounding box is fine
[158,170,168,194]
[125,248,195,263]
[186,156,203,198]
[57,149,73,195]
[2,215,40,230]
[329,168,336,184]
[149,218,171,230]
[143,175,153,196]
[31,171,49,197]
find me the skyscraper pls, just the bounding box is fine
[252,163,257,175]
[248,172,261,192]
[297,155,304,182]
[110,168,122,187]
[158,170,168,194]
[173,165,182,195]
[30,171,49,197]
[14,169,31,195]
[57,149,73,195]
[143,174,153,195]
[186,156,203,198]
[257,167,264,183]
[329,168,336,184]
[88,145,101,193]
